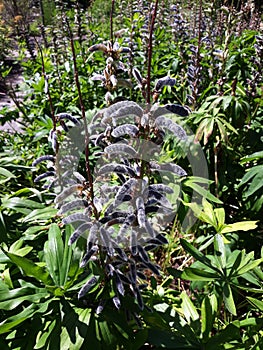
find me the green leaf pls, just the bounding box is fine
[214,234,226,269]
[3,250,54,286]
[240,151,263,164]
[236,258,263,276]
[183,181,222,204]
[223,283,236,315]
[201,294,218,341]
[181,267,219,281]
[181,291,199,323]
[180,239,222,274]
[247,297,263,311]
[221,221,258,233]
[0,167,16,179]
[22,207,57,223]
[44,224,64,286]
[214,208,225,229]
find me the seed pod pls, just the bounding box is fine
[138,245,149,263]
[142,261,160,275]
[115,178,137,202]
[98,164,136,177]
[113,295,121,309]
[80,245,98,267]
[130,261,137,284]
[34,171,55,183]
[155,115,187,140]
[154,76,176,92]
[48,130,58,152]
[115,247,128,262]
[136,197,146,228]
[148,184,174,194]
[88,44,107,52]
[150,161,187,177]
[132,67,143,85]
[58,199,89,215]
[78,276,98,299]
[119,213,136,236]
[104,143,137,158]
[130,230,138,255]
[91,74,106,82]
[111,124,139,138]
[55,184,84,204]
[134,286,144,310]
[32,155,55,167]
[165,103,191,117]
[101,101,143,124]
[57,113,80,125]
[68,222,93,245]
[114,271,125,296]
[62,213,91,225]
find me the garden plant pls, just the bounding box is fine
[0,0,262,349]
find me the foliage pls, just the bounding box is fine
[0,0,262,348]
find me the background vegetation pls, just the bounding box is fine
[0,0,262,349]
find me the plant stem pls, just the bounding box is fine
[146,0,159,105]
[110,0,115,44]
[65,16,96,215]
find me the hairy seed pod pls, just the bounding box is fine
[57,113,80,125]
[144,219,156,238]
[98,163,136,177]
[78,276,98,299]
[113,295,121,309]
[114,271,125,296]
[80,245,99,268]
[138,245,149,263]
[130,261,137,284]
[165,103,191,117]
[101,101,143,124]
[104,143,137,158]
[154,76,176,91]
[132,67,143,85]
[55,184,84,204]
[150,161,187,176]
[88,44,107,52]
[68,222,93,245]
[62,213,91,225]
[91,74,106,82]
[48,130,57,152]
[111,124,139,138]
[34,171,55,183]
[130,230,138,255]
[96,301,105,315]
[58,199,89,215]
[142,261,160,275]
[134,286,144,310]
[155,115,187,140]
[116,269,131,284]
[148,184,174,194]
[114,247,128,262]
[32,155,55,167]
[118,213,136,236]
[136,197,146,228]
[115,178,137,202]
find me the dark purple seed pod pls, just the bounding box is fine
[154,76,176,92]
[68,222,93,245]
[134,286,144,310]
[115,178,137,202]
[132,67,143,85]
[111,124,139,138]
[80,245,99,268]
[98,164,136,177]
[96,300,105,314]
[130,230,138,255]
[150,161,187,177]
[105,143,137,158]
[154,115,187,140]
[114,271,125,296]
[113,295,121,309]
[59,120,69,132]
[130,261,137,284]
[142,261,160,275]
[89,44,107,52]
[32,155,55,167]
[57,113,80,125]
[137,271,147,280]
[106,263,115,276]
[136,197,146,228]
[119,213,136,236]
[55,184,84,204]
[63,213,91,225]
[114,247,128,261]
[148,184,174,194]
[78,276,98,299]
[116,269,131,284]
[138,245,149,263]
[34,171,55,183]
[58,199,89,215]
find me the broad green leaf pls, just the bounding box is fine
[183,181,222,204]
[44,224,64,286]
[201,294,218,341]
[236,258,263,276]
[0,167,16,179]
[180,239,222,274]
[238,165,263,188]
[247,297,263,311]
[221,221,258,233]
[214,208,225,229]
[181,291,199,323]
[214,234,226,269]
[0,292,49,310]
[244,172,263,198]
[3,250,53,286]
[22,207,57,223]
[223,283,236,315]
[60,225,73,287]
[181,267,219,281]
[202,198,217,226]
[240,151,263,164]
[206,323,241,349]
[1,197,44,210]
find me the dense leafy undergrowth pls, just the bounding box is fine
[0,0,262,349]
